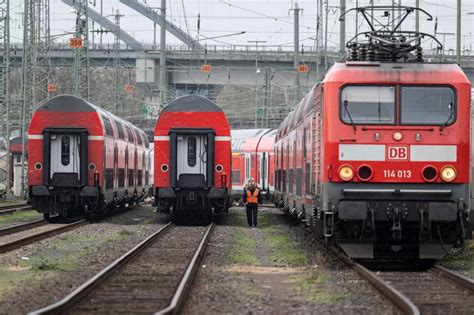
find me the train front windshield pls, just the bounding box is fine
[400,86,455,125]
[340,85,456,126]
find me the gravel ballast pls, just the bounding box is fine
[182,206,400,314]
[0,203,168,314]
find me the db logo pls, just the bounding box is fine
[387,146,409,161]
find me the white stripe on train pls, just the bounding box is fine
[339,144,457,162]
[27,135,105,141]
[153,135,231,141]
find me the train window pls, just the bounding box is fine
[401,86,455,125]
[340,86,395,124]
[136,130,143,145]
[105,169,114,189]
[126,126,134,142]
[305,162,311,195]
[187,137,197,167]
[118,169,125,187]
[115,121,125,139]
[302,129,307,163]
[101,115,114,136]
[232,170,241,184]
[61,136,70,166]
[245,155,250,180]
[144,135,149,148]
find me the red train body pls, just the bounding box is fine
[274,62,471,259]
[154,95,231,222]
[28,95,150,219]
[231,129,276,200]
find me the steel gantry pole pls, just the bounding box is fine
[113,10,123,115]
[339,0,345,55]
[415,0,420,33]
[74,0,89,99]
[264,67,271,128]
[290,3,302,104]
[0,0,11,199]
[36,0,52,101]
[315,0,322,81]
[456,0,461,64]
[324,1,329,69]
[20,0,36,198]
[159,0,167,107]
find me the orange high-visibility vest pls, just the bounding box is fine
[246,188,259,204]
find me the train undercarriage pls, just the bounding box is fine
[30,185,147,220]
[277,183,470,260]
[155,187,229,223]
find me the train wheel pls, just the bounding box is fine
[43,213,52,222]
[170,205,180,224]
[202,208,212,225]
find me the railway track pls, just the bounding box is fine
[30,222,215,315]
[0,203,33,215]
[327,246,474,314]
[0,219,48,237]
[0,219,87,254]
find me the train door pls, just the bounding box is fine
[245,154,251,182]
[177,135,207,179]
[259,152,267,191]
[49,134,81,185]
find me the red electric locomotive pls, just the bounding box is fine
[231,129,276,200]
[274,7,472,259]
[154,95,231,222]
[28,95,151,220]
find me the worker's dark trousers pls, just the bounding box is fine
[246,204,258,227]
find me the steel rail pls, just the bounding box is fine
[0,219,47,236]
[0,220,87,254]
[29,222,173,315]
[433,264,474,291]
[0,202,27,210]
[0,205,33,215]
[156,223,215,315]
[326,247,420,315]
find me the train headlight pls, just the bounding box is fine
[393,131,403,141]
[440,166,456,182]
[338,165,354,181]
[357,165,373,181]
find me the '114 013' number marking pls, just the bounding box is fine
[384,170,412,178]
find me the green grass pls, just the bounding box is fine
[259,213,307,266]
[0,266,37,297]
[231,227,259,265]
[118,229,134,236]
[440,240,474,272]
[287,273,344,304]
[0,227,139,300]
[0,210,42,224]
[32,256,62,271]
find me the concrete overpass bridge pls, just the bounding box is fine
[3,44,474,134]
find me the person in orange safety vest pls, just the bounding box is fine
[242,178,263,227]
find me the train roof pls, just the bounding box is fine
[256,129,277,152]
[324,62,471,84]
[231,129,271,151]
[232,129,276,153]
[34,94,148,145]
[161,95,223,113]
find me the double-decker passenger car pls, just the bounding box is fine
[231,129,276,201]
[274,6,472,259]
[28,95,150,220]
[154,95,231,222]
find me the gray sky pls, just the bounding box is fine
[8,0,474,52]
